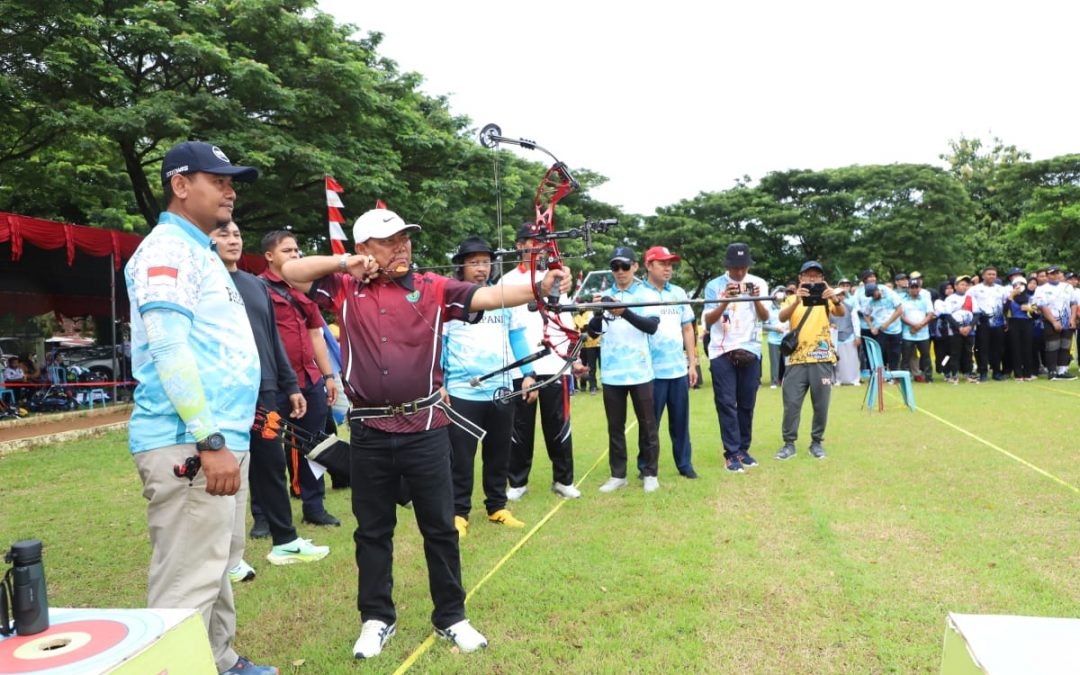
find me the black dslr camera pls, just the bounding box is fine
[802,282,828,307]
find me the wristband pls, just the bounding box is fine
[338,255,349,272]
[322,373,334,379]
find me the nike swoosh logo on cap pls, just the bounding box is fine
[383,216,395,222]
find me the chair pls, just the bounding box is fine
[0,388,16,407]
[87,387,108,409]
[862,337,915,412]
[47,366,67,385]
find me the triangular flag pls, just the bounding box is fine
[329,222,348,255]
[375,199,387,209]
[326,174,348,255]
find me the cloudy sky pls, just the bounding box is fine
[319,0,1080,215]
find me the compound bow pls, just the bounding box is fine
[476,123,615,402]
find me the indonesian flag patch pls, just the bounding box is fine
[148,266,178,287]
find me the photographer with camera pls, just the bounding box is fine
[775,261,846,461]
[703,243,769,473]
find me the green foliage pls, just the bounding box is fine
[646,164,976,293]
[0,0,630,257]
[1006,154,1080,271]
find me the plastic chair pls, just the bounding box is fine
[87,387,107,409]
[862,337,916,412]
[0,388,15,407]
[47,366,67,385]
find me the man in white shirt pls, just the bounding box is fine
[1032,265,1077,380]
[968,265,1010,381]
[703,243,769,473]
[500,222,582,500]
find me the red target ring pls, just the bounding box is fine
[0,619,128,673]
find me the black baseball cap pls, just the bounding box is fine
[161,141,258,186]
[610,246,636,263]
[893,272,908,282]
[724,242,754,267]
[799,260,824,274]
[861,269,876,281]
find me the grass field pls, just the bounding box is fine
[2,376,1079,673]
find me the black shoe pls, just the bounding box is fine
[302,511,341,527]
[679,468,699,479]
[249,518,270,540]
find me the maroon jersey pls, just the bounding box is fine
[311,271,478,433]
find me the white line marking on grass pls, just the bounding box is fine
[392,422,623,674]
[1031,383,1080,399]
[909,400,1080,496]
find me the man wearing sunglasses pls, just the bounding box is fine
[591,247,663,493]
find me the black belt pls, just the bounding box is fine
[349,392,443,420]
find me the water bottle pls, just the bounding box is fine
[4,540,49,636]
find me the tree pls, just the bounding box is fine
[940,136,1032,269]
[1006,155,1080,271]
[0,0,632,277]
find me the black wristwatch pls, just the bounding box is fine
[197,432,226,452]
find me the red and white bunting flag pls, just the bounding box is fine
[326,176,348,255]
[375,199,387,209]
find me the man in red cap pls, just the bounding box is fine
[640,245,699,478]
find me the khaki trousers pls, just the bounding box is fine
[134,445,248,673]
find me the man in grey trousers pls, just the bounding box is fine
[775,261,847,460]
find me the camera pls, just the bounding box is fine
[1,540,49,636]
[801,282,827,307]
[742,282,756,295]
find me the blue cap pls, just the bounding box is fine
[161,141,258,186]
[799,260,824,274]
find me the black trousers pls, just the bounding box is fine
[448,396,514,519]
[350,423,465,629]
[508,376,574,487]
[248,389,298,546]
[880,332,902,370]
[603,382,660,479]
[933,336,949,374]
[579,347,600,391]
[283,379,329,516]
[901,339,933,380]
[1007,319,1034,378]
[975,324,1006,376]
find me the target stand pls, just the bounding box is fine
[0,608,215,674]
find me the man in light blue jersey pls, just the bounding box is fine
[442,237,536,537]
[592,247,662,493]
[640,245,699,479]
[124,141,275,675]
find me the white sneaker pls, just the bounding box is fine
[353,620,396,659]
[266,537,330,565]
[642,476,660,493]
[598,477,628,493]
[228,560,255,583]
[551,482,581,499]
[505,485,528,501]
[435,619,488,653]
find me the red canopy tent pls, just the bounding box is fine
[0,212,268,320]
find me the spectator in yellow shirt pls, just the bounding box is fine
[775,261,847,461]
